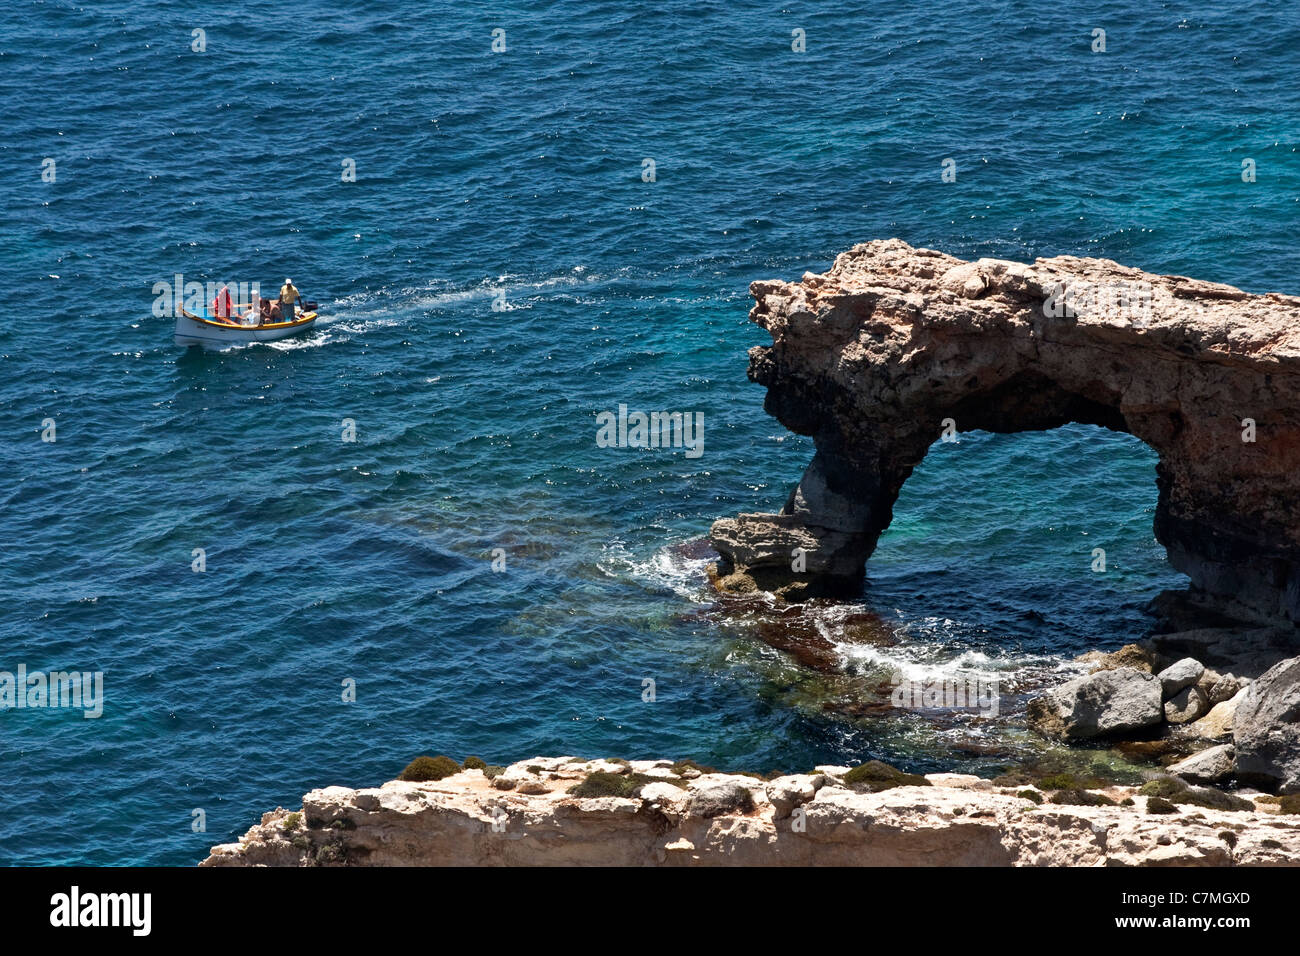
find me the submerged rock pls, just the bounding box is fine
[1113,736,1200,764]
[1027,667,1163,740]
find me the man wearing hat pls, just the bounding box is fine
[279,278,302,324]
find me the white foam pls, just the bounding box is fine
[598,539,713,602]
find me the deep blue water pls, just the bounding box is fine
[1,1,1297,864]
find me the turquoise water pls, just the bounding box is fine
[1,1,1297,864]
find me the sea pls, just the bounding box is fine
[1,0,1297,864]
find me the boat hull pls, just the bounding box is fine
[174,310,318,349]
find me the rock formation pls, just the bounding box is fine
[203,756,1300,867]
[1030,633,1300,792]
[1026,667,1163,739]
[1234,657,1300,792]
[709,240,1300,622]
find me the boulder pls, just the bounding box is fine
[1195,668,1247,706]
[638,781,690,815]
[1027,668,1163,740]
[1234,656,1300,792]
[1165,685,1210,724]
[1157,658,1204,699]
[765,774,820,819]
[1168,744,1235,785]
[1207,673,1247,705]
[1185,689,1245,740]
[686,776,760,818]
[814,764,851,778]
[1079,644,1156,674]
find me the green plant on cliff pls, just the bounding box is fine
[1274,794,1300,814]
[281,811,301,831]
[670,759,716,776]
[843,760,930,793]
[399,754,462,782]
[462,756,488,771]
[567,771,653,798]
[1146,797,1178,814]
[1036,772,1105,791]
[1018,789,1043,805]
[1049,788,1115,807]
[1139,778,1184,799]
[990,771,1036,788]
[1137,777,1253,812]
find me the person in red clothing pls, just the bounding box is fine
[211,284,236,322]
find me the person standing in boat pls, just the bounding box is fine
[279,278,302,324]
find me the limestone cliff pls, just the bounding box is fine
[708,240,1300,621]
[203,757,1300,867]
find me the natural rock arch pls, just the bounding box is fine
[709,240,1300,623]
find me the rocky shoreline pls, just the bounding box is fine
[1028,625,1300,793]
[203,754,1300,866]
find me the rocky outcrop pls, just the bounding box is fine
[1169,744,1236,785]
[1234,656,1300,792]
[709,240,1300,621]
[1028,639,1300,797]
[1034,630,1285,750]
[203,756,1300,867]
[1027,668,1163,739]
[1145,626,1300,680]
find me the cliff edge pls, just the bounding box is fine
[203,756,1300,866]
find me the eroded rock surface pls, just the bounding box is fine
[203,757,1300,867]
[1234,656,1300,792]
[709,240,1300,620]
[1027,667,1163,739]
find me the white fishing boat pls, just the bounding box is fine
[174,303,319,349]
